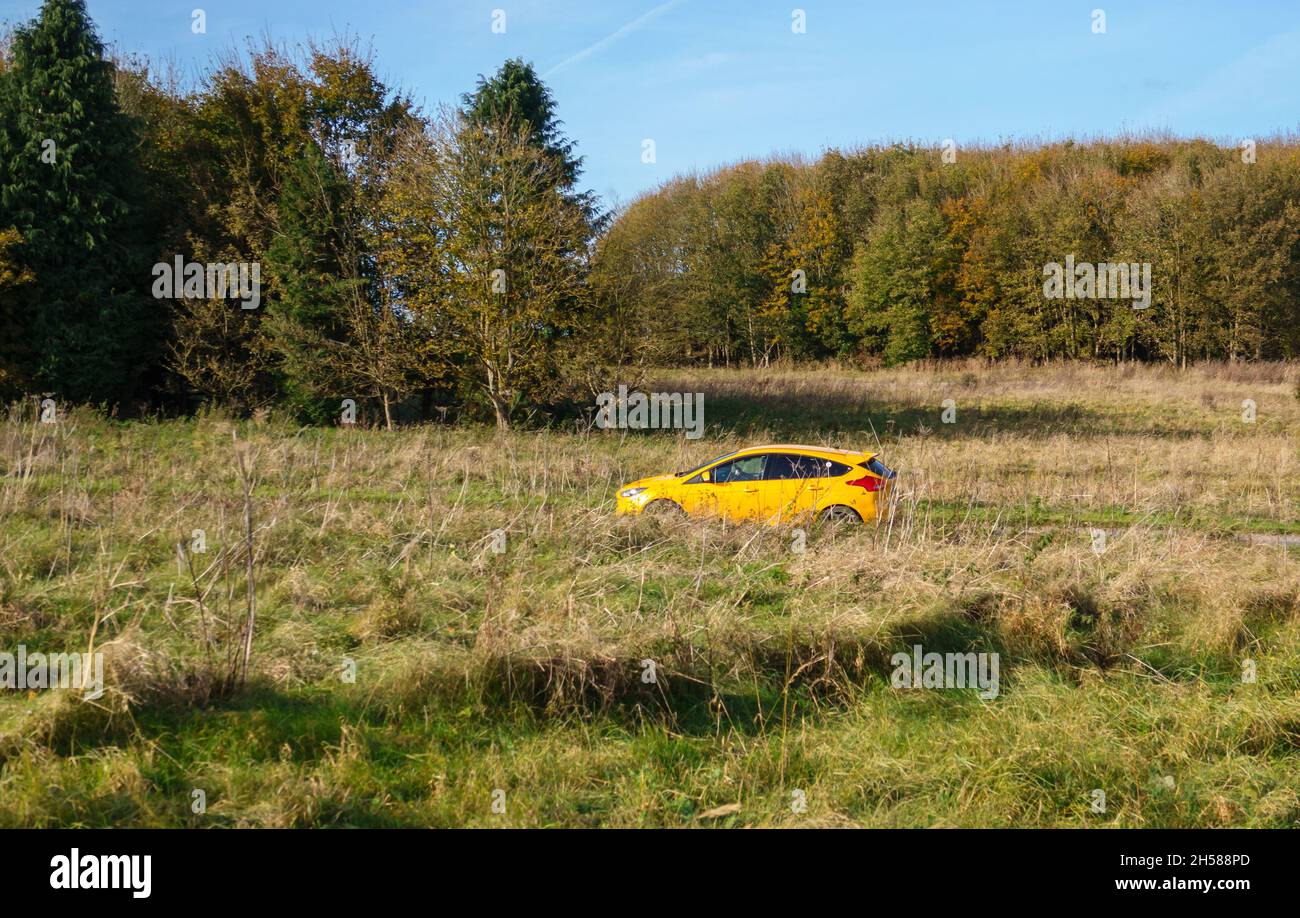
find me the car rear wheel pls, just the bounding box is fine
[816,505,862,527]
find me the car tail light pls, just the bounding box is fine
[846,475,884,492]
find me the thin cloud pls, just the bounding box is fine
[544,0,688,77]
[1140,29,1300,127]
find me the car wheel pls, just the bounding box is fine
[816,505,862,527]
[645,499,685,518]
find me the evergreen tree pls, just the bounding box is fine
[0,0,152,404]
[263,143,360,423]
[461,58,601,226]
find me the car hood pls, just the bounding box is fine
[621,473,679,490]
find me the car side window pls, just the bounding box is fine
[822,459,851,477]
[763,454,803,479]
[713,454,766,483]
[792,455,831,478]
[767,455,850,479]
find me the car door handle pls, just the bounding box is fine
[742,486,759,493]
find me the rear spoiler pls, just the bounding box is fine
[858,455,897,479]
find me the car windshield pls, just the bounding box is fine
[676,451,736,478]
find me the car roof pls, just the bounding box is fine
[732,444,873,461]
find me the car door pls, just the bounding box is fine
[677,465,720,517]
[757,453,803,522]
[779,454,842,521]
[686,453,767,521]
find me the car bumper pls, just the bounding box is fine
[614,491,654,515]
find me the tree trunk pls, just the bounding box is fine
[491,396,509,430]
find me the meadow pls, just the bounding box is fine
[0,361,1297,827]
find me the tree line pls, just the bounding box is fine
[594,139,1300,370]
[1,0,597,427]
[2,0,1298,429]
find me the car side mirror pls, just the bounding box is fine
[701,470,710,482]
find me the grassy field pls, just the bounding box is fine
[1,360,1298,827]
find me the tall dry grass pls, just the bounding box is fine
[0,361,1296,826]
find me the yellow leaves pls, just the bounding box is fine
[0,227,34,290]
[372,114,591,419]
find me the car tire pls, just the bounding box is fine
[816,505,862,527]
[645,499,685,518]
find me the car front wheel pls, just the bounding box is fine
[644,499,685,518]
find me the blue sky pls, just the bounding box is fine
[4,1,1299,208]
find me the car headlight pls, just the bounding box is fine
[619,487,647,498]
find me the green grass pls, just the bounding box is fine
[1,361,1298,826]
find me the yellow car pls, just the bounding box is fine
[615,444,896,525]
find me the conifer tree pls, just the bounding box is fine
[0,0,152,404]
[263,143,358,423]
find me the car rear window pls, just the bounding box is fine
[864,456,896,479]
